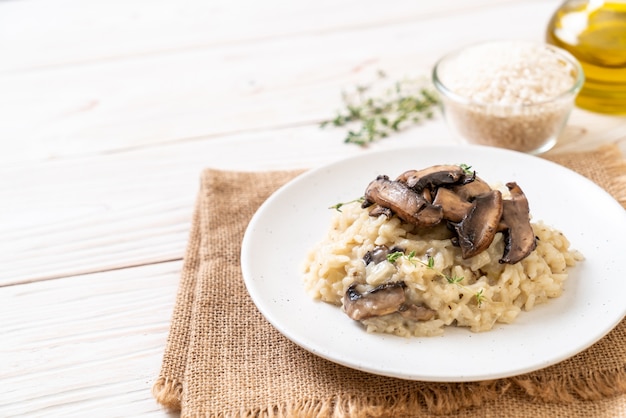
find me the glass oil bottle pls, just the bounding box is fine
[546,0,626,114]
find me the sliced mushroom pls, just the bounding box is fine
[398,304,436,321]
[432,187,473,223]
[363,245,404,265]
[415,203,445,227]
[363,245,391,265]
[368,205,393,218]
[343,282,407,321]
[499,182,537,264]
[361,166,537,264]
[451,175,492,201]
[362,175,443,227]
[454,189,503,259]
[396,165,472,192]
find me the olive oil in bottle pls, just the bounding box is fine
[546,0,626,114]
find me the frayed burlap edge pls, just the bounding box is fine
[174,367,626,417]
[152,377,183,411]
[177,368,626,417]
[511,366,626,403]
[182,381,509,417]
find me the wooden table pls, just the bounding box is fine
[1,0,624,415]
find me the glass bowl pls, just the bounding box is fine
[432,40,584,154]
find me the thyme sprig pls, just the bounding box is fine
[459,163,473,175]
[320,71,440,146]
[387,251,487,307]
[329,197,365,212]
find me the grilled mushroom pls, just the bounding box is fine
[368,205,393,218]
[343,282,436,322]
[396,165,472,192]
[451,175,492,201]
[454,189,503,259]
[360,165,537,264]
[499,182,537,264]
[343,282,407,321]
[362,175,443,227]
[363,245,392,265]
[432,187,473,223]
[363,245,405,265]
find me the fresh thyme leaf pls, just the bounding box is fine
[427,256,435,269]
[329,197,365,212]
[386,251,404,263]
[446,275,464,284]
[459,163,473,175]
[320,72,440,146]
[475,289,485,307]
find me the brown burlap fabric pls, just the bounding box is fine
[153,144,626,417]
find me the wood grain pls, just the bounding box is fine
[0,262,180,416]
[0,1,557,163]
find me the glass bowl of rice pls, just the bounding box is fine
[432,40,584,155]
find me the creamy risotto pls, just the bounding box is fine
[302,167,583,337]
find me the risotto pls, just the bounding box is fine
[302,166,583,337]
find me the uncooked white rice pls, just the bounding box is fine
[437,41,579,153]
[303,201,583,337]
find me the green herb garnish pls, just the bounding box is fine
[459,163,473,175]
[320,71,440,146]
[386,251,404,263]
[475,289,486,307]
[387,252,487,307]
[329,197,365,212]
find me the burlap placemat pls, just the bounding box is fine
[153,144,626,417]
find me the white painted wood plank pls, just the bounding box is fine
[0,120,455,285]
[0,0,536,72]
[0,262,181,417]
[0,1,563,164]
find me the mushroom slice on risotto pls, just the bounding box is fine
[360,165,540,264]
[454,189,503,259]
[396,165,473,192]
[362,175,443,227]
[343,282,407,321]
[342,282,436,322]
[499,182,537,264]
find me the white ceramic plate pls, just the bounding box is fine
[241,144,626,382]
